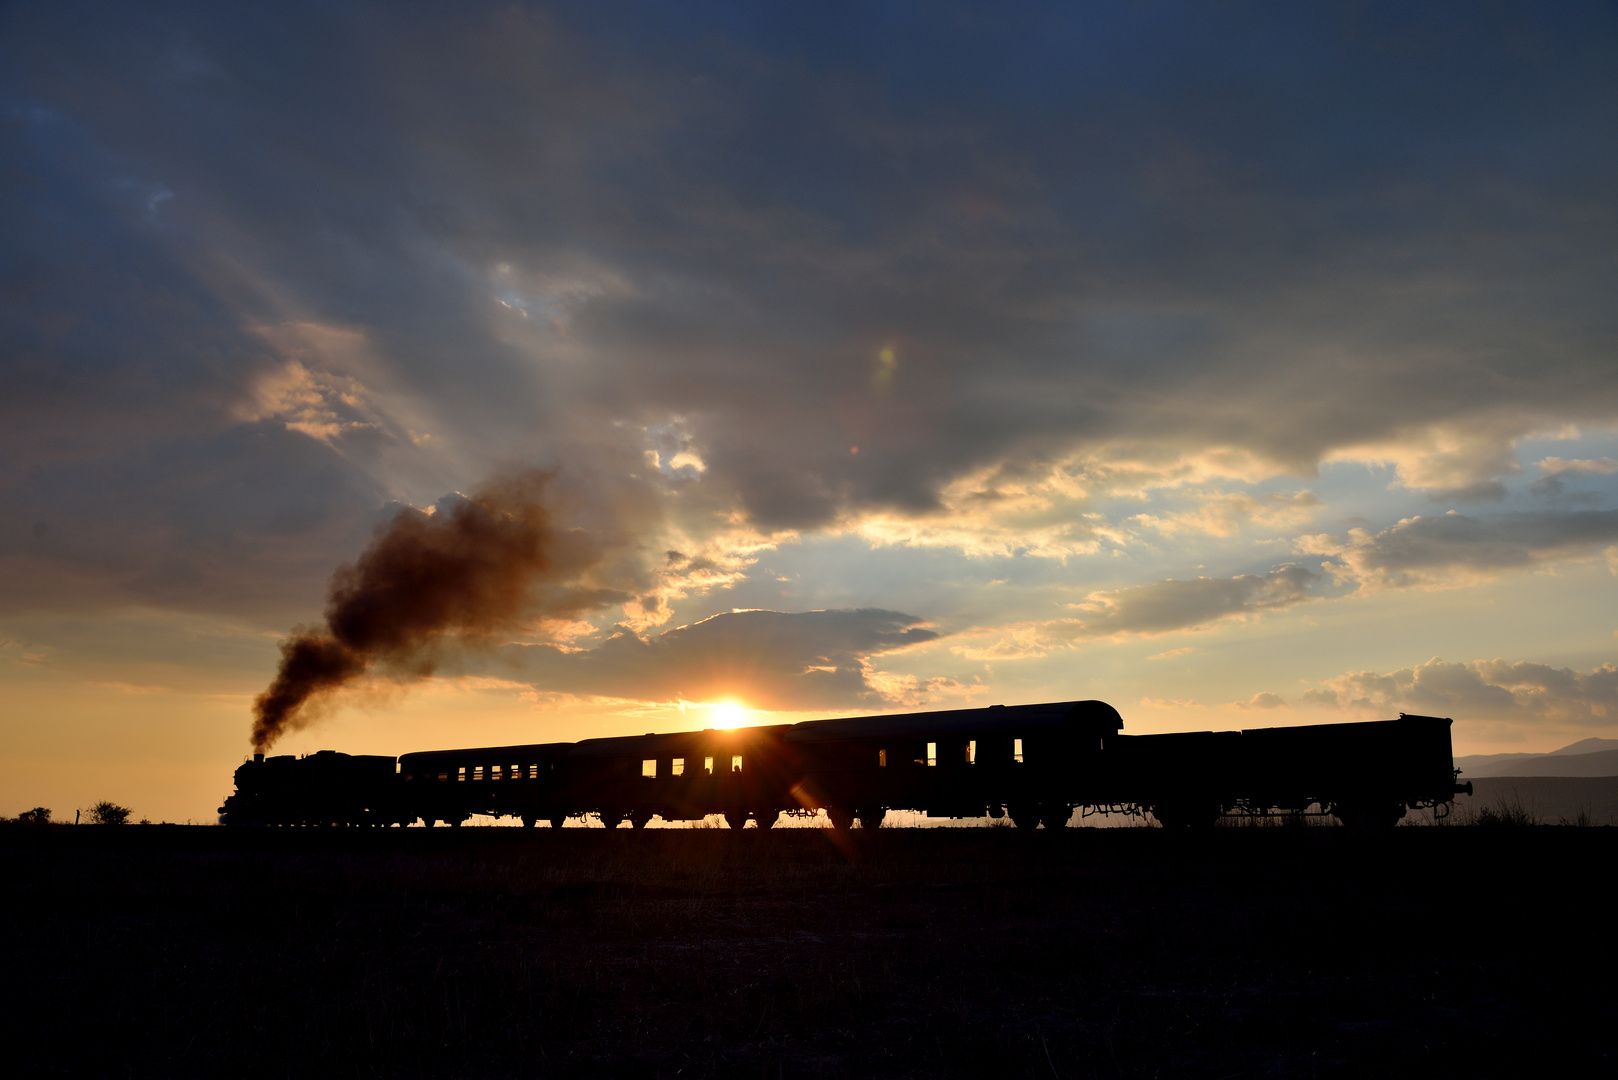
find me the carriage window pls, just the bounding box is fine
[513,764,522,779]
[642,759,657,778]
[704,756,714,774]
[439,772,449,781]
[491,765,502,780]
[967,740,976,765]
[458,767,467,781]
[731,755,743,773]
[529,764,539,779]
[927,742,937,767]
[1014,738,1024,763]
[879,749,887,767]
[672,758,685,776]
[473,766,484,780]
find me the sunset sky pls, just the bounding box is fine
[4,2,1617,822]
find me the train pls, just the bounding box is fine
[218,700,1473,829]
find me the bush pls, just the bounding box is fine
[1474,797,1537,828]
[17,807,51,825]
[88,802,132,826]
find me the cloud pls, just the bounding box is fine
[1537,457,1618,476]
[1065,565,1319,638]
[0,423,392,617]
[1234,692,1288,710]
[948,622,1054,661]
[940,566,1319,659]
[1531,456,1618,500]
[1130,490,1321,539]
[3,2,1616,581]
[846,449,1312,559]
[503,608,940,711]
[1301,509,1618,590]
[1308,656,1618,726]
[848,457,1106,560]
[1326,421,1529,497]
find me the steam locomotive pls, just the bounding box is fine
[219,700,1471,829]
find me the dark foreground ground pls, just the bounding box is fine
[3,825,1612,1079]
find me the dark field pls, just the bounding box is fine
[4,826,1612,1078]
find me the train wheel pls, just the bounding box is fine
[825,806,853,830]
[858,809,883,829]
[630,810,655,829]
[1007,804,1038,829]
[724,811,748,830]
[754,810,778,829]
[1041,805,1072,829]
[549,815,567,829]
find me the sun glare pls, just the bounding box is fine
[710,701,750,729]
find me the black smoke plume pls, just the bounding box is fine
[251,470,619,751]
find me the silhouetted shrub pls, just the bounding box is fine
[87,802,131,826]
[1474,798,1536,828]
[17,807,51,825]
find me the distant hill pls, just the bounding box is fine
[1455,738,1618,778]
[1546,737,1618,756]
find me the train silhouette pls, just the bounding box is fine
[219,700,1472,830]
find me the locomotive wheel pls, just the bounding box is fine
[630,810,655,829]
[1007,804,1038,829]
[724,811,748,830]
[522,815,536,828]
[754,810,778,829]
[858,809,883,829]
[549,815,567,829]
[825,806,853,830]
[1041,805,1072,829]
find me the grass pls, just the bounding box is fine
[1418,796,1608,828]
[2,825,1613,1077]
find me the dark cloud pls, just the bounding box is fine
[1068,565,1319,637]
[2,0,1615,583]
[1425,481,1508,505]
[0,423,389,618]
[1529,457,1618,502]
[1313,657,1618,726]
[1315,509,1618,588]
[504,608,939,711]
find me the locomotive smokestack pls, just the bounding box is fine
[250,468,622,753]
[254,753,264,763]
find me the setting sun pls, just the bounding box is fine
[709,701,751,729]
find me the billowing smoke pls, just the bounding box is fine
[251,469,625,751]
